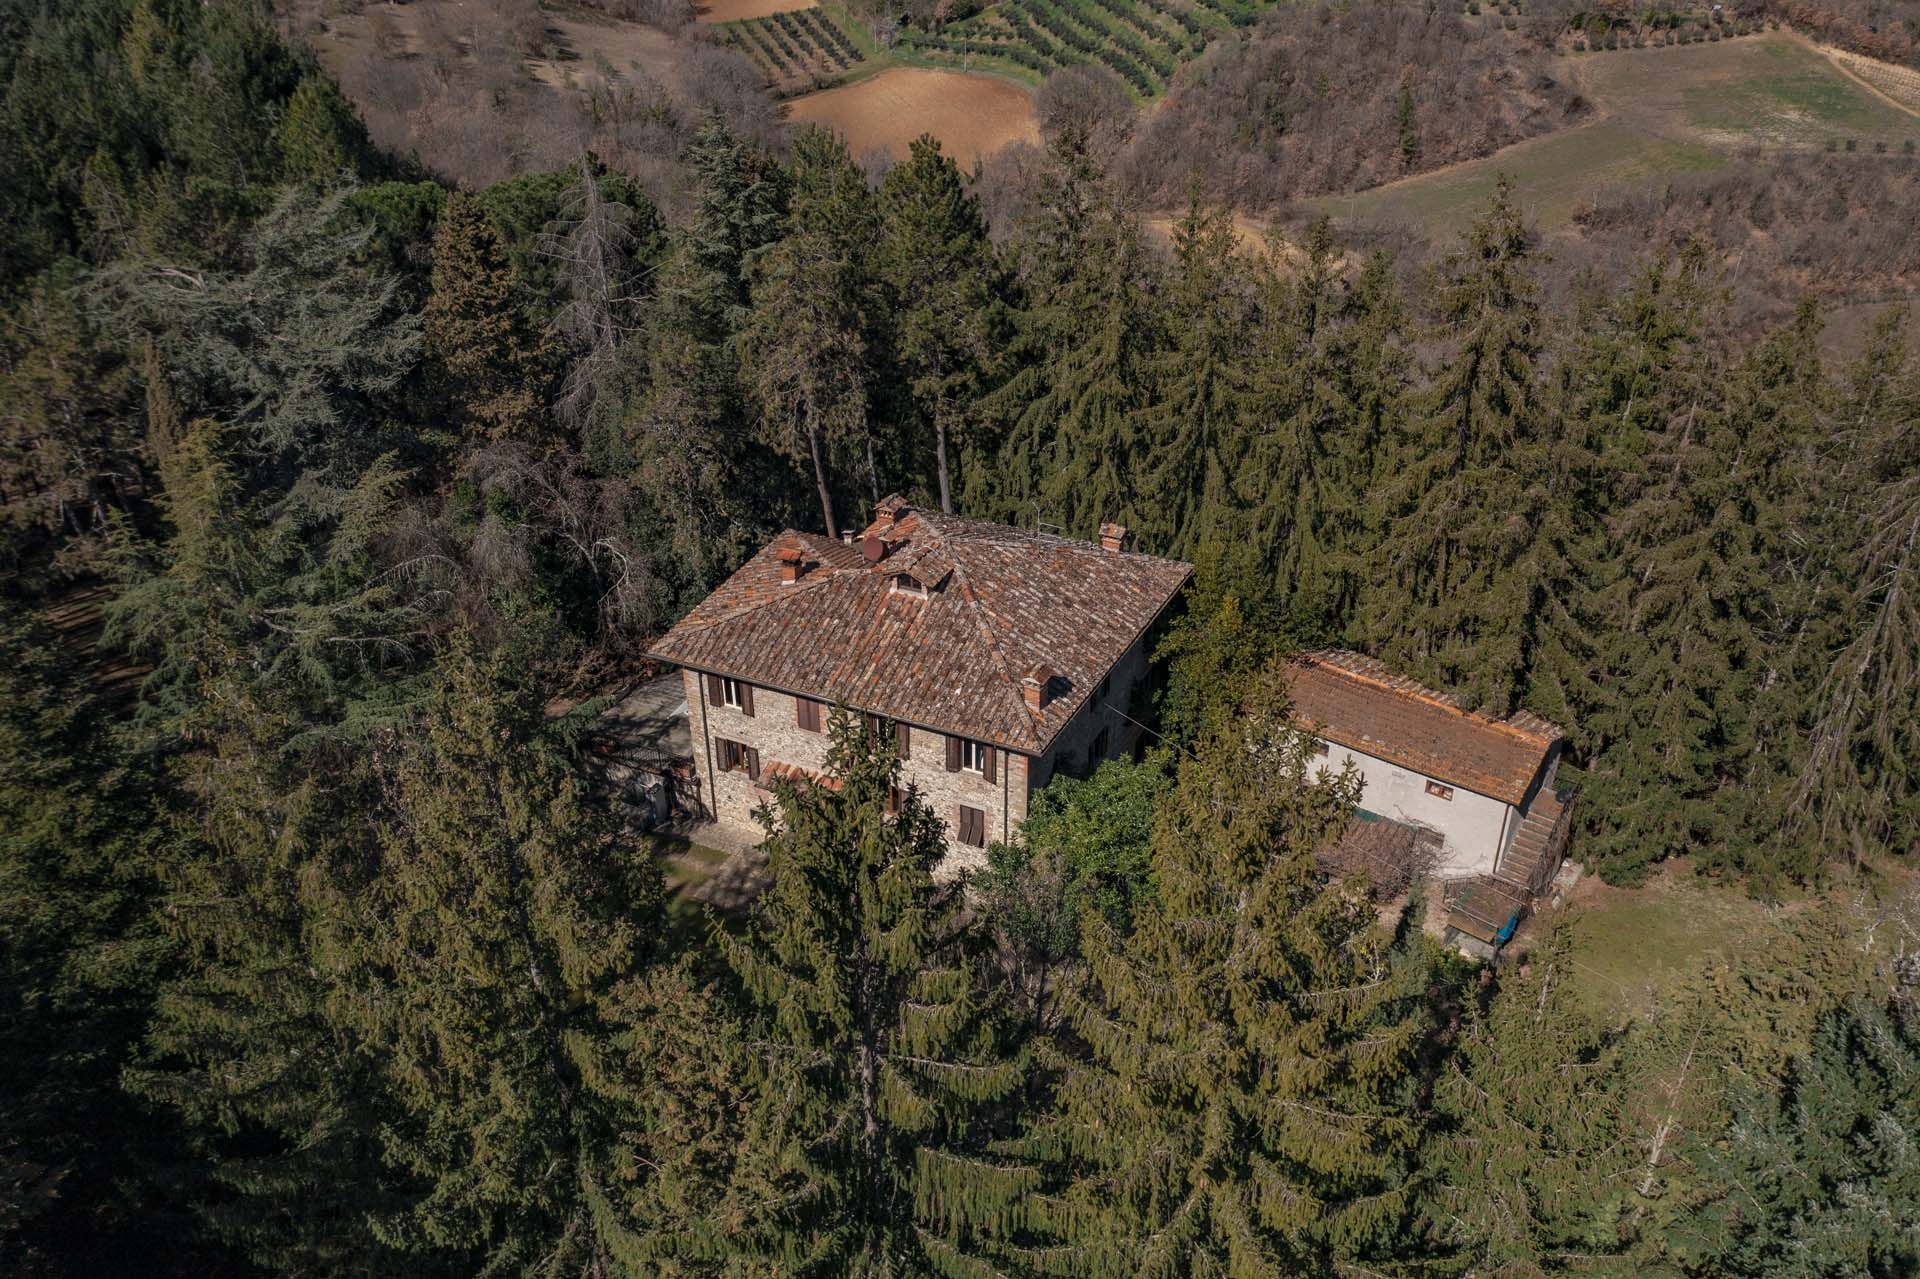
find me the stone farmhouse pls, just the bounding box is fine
[1289,650,1575,949]
[645,495,1192,868]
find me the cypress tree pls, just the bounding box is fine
[716,713,1022,1275]
[952,667,1432,1275]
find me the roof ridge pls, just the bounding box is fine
[1303,651,1558,748]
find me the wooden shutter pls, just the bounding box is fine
[895,722,911,759]
[982,746,996,784]
[705,673,723,706]
[745,747,760,781]
[740,683,755,717]
[945,734,961,772]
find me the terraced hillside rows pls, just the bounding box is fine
[899,0,1271,96]
[723,6,868,96]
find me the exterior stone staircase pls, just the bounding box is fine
[1445,786,1576,953]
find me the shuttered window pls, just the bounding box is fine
[956,804,987,847]
[715,738,759,780]
[796,698,823,732]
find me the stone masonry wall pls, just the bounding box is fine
[1028,632,1152,791]
[682,668,1028,874]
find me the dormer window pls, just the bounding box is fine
[892,572,927,598]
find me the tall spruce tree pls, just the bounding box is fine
[331,636,660,1274]
[1134,200,1249,559]
[875,134,1000,514]
[1786,307,1920,865]
[1360,178,1548,713]
[946,666,1432,1275]
[736,127,878,538]
[979,127,1159,539]
[716,713,1022,1275]
[1425,922,1644,1275]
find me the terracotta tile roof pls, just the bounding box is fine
[1288,650,1564,805]
[647,497,1192,755]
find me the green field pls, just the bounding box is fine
[1314,34,1920,238]
[1311,119,1723,236]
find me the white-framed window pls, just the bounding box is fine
[960,738,989,774]
[720,677,743,709]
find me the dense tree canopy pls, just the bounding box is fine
[3,2,1918,1276]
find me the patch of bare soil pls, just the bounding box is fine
[785,67,1038,163]
[528,12,682,89]
[696,0,818,21]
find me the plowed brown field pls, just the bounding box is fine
[785,67,1037,162]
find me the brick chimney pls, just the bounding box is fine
[1021,663,1053,712]
[776,547,805,583]
[1099,522,1127,552]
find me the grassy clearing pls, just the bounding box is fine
[1317,34,1920,240]
[1309,118,1722,237]
[1541,855,1917,1037]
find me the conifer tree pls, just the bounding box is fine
[332,636,660,1274]
[93,184,420,490]
[423,191,551,445]
[542,153,662,452]
[1786,307,1920,866]
[736,127,878,538]
[1426,922,1642,1274]
[1234,216,1382,638]
[125,647,417,1276]
[875,134,1001,514]
[984,128,1159,539]
[1134,200,1248,559]
[276,73,372,187]
[1680,990,1920,1277]
[716,713,1022,1275]
[948,667,1432,1275]
[1360,178,1548,713]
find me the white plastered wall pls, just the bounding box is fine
[1311,738,1515,879]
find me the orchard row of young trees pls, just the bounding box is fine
[2,1,1917,1275]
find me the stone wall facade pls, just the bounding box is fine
[682,668,1030,873]
[677,628,1153,873]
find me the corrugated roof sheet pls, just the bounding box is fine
[647,498,1192,755]
[1289,650,1563,805]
